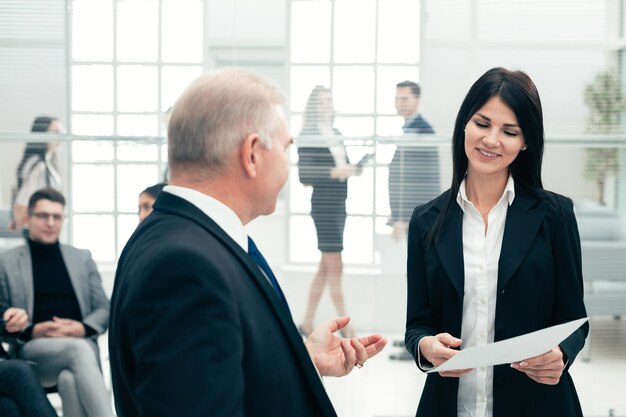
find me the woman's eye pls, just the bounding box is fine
[474,120,488,128]
[504,130,518,137]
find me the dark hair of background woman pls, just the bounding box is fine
[15,116,58,190]
[301,85,333,133]
[141,182,167,199]
[426,67,545,247]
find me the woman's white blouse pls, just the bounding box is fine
[455,175,515,417]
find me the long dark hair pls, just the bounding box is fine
[426,67,545,247]
[301,86,334,134]
[16,116,58,190]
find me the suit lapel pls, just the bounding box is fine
[435,199,465,299]
[60,245,87,315]
[16,246,34,317]
[154,193,336,415]
[498,189,547,294]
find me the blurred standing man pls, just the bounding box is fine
[109,69,387,417]
[389,80,440,240]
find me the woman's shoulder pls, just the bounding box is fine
[411,190,453,222]
[22,154,44,173]
[523,187,575,220]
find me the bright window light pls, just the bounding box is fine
[291,1,332,64]
[162,0,203,63]
[72,65,114,112]
[117,65,158,112]
[72,0,113,61]
[117,0,158,62]
[377,0,420,63]
[73,214,115,261]
[333,0,376,63]
[72,165,115,212]
[116,164,160,212]
[117,115,159,137]
[333,66,375,114]
[161,65,203,112]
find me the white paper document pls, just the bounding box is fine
[427,317,588,373]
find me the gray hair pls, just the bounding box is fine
[168,69,286,177]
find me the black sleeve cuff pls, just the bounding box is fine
[82,323,97,337]
[19,325,34,342]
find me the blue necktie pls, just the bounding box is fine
[247,237,290,312]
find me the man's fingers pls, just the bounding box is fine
[324,316,350,334]
[365,337,388,358]
[350,338,368,366]
[340,338,357,370]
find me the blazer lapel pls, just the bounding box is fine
[16,246,34,317]
[154,193,336,414]
[498,189,547,294]
[434,198,465,299]
[60,245,87,315]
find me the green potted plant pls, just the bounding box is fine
[583,70,625,205]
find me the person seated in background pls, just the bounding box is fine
[0,307,58,417]
[10,116,63,231]
[0,188,113,417]
[138,182,166,222]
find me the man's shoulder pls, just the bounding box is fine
[0,245,28,263]
[405,114,434,133]
[59,244,93,262]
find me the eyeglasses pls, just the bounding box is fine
[30,212,64,222]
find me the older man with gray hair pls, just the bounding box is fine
[109,69,387,417]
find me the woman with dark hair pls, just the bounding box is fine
[138,182,167,222]
[11,117,62,230]
[405,68,588,417]
[297,86,361,337]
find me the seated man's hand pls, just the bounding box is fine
[304,316,387,377]
[33,317,86,338]
[2,307,29,333]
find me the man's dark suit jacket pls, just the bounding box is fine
[109,192,337,417]
[389,114,439,223]
[405,186,588,417]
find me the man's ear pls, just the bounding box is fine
[240,133,261,178]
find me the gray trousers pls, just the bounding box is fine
[19,337,114,417]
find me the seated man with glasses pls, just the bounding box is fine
[0,188,114,417]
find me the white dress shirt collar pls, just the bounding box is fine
[456,174,516,214]
[163,185,248,252]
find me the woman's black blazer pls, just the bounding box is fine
[405,186,588,417]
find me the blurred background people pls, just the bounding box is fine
[10,116,62,231]
[389,81,439,241]
[138,183,166,222]
[297,86,362,337]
